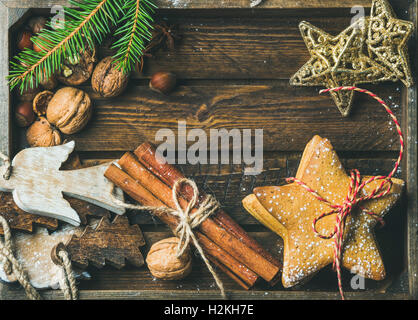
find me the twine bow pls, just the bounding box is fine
[111,178,225,297]
[286,87,404,300]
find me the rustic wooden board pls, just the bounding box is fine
[56,83,402,153]
[0,0,416,300]
[406,0,418,300]
[104,15,361,80]
[4,0,373,9]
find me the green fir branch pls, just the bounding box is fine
[111,0,156,74]
[8,0,123,92]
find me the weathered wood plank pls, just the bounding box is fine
[108,15,358,80]
[68,230,404,295]
[406,0,418,300]
[0,3,11,156]
[58,84,403,152]
[2,0,372,9]
[0,288,408,300]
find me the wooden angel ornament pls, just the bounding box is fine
[0,141,125,225]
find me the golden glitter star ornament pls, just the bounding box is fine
[242,136,404,288]
[290,0,413,117]
[367,0,414,87]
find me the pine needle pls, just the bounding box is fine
[7,0,123,92]
[112,0,156,74]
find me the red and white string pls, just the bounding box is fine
[286,86,404,300]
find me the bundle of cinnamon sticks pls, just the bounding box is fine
[104,142,281,289]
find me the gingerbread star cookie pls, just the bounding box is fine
[243,136,404,288]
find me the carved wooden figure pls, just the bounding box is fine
[0,225,90,289]
[0,142,125,226]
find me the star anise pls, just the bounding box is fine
[136,21,180,73]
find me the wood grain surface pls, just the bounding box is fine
[103,15,357,80]
[62,83,402,152]
[66,216,146,269]
[0,192,58,234]
[2,0,373,9]
[1,0,415,299]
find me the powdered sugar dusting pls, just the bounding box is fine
[0,225,89,289]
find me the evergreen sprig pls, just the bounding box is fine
[8,0,156,92]
[112,0,156,73]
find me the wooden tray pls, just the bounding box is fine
[0,0,416,300]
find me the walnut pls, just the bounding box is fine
[33,90,54,116]
[46,87,92,135]
[91,56,129,98]
[57,47,96,86]
[28,16,47,34]
[26,117,61,147]
[146,237,192,280]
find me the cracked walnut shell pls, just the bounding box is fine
[57,47,96,86]
[26,117,61,147]
[146,237,192,280]
[46,87,92,135]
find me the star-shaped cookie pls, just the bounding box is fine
[243,136,404,288]
[367,0,414,87]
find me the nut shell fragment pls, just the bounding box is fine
[57,48,96,86]
[33,90,54,116]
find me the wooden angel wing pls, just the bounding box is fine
[12,187,81,226]
[12,141,75,171]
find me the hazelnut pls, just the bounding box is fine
[57,47,96,86]
[39,72,58,91]
[146,237,192,280]
[16,85,41,102]
[33,36,52,53]
[17,31,33,51]
[149,72,176,95]
[33,90,54,116]
[46,87,92,135]
[15,102,35,127]
[26,117,61,147]
[28,16,47,34]
[91,56,129,98]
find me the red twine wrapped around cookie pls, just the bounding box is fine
[286,87,404,300]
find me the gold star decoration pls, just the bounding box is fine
[290,0,413,117]
[242,136,404,288]
[367,0,414,87]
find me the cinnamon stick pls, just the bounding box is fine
[118,152,279,283]
[104,164,258,288]
[134,142,280,268]
[206,255,251,290]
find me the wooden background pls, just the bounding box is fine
[0,0,417,299]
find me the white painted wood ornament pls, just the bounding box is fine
[0,225,91,289]
[0,141,125,226]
